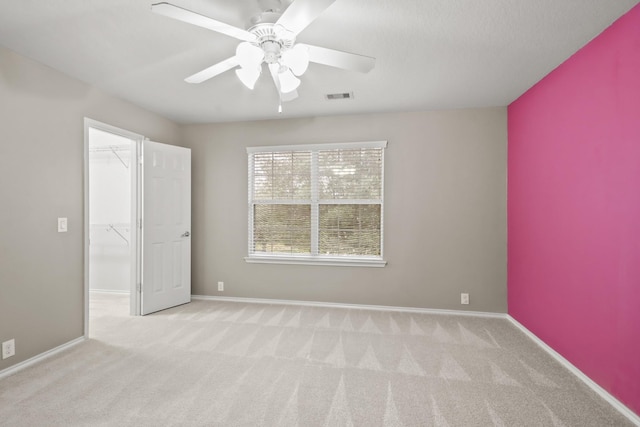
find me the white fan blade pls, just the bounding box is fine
[185,56,239,84]
[276,0,336,36]
[301,44,375,73]
[268,64,299,102]
[152,2,256,42]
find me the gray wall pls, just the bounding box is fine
[182,108,507,312]
[0,46,180,371]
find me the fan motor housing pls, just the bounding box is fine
[248,20,296,63]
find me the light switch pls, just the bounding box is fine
[58,217,68,233]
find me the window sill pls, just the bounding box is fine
[245,255,387,268]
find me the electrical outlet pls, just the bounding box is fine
[2,339,15,359]
[461,293,470,305]
[217,281,224,292]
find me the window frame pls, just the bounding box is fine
[245,141,387,267]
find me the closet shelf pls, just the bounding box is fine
[89,145,130,168]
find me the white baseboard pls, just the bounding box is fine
[0,336,86,381]
[191,294,506,319]
[507,316,640,426]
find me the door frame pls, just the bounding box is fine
[83,118,143,338]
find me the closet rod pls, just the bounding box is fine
[89,145,130,152]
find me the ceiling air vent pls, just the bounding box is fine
[325,92,354,100]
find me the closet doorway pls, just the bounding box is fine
[89,132,132,295]
[85,120,140,328]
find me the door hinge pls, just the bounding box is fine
[137,283,142,293]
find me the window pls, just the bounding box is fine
[246,141,387,267]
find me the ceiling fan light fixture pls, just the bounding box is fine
[278,68,300,93]
[236,42,264,69]
[153,0,376,107]
[236,67,261,90]
[282,44,309,76]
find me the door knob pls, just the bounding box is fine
[181,231,190,237]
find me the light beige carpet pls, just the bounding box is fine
[0,293,633,426]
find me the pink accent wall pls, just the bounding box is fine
[508,3,640,416]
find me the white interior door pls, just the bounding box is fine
[141,140,191,315]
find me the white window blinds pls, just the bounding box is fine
[247,141,387,264]
[251,150,312,254]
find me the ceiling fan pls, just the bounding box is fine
[151,0,375,109]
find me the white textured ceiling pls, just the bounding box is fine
[0,0,637,123]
